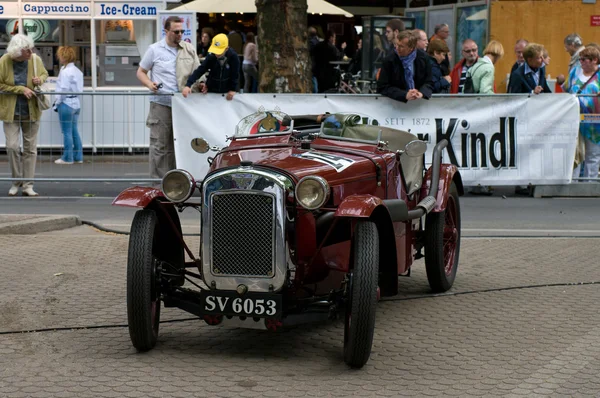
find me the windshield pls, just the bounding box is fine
[320,113,382,144]
[234,110,293,137]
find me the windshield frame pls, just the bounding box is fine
[319,113,383,145]
[234,111,294,138]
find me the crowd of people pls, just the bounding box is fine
[1,16,598,196]
[371,19,600,192]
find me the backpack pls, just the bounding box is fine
[462,63,484,94]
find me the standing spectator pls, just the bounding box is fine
[464,41,504,195]
[349,35,362,75]
[508,43,550,195]
[508,43,551,94]
[384,19,406,56]
[464,40,504,94]
[429,24,450,43]
[308,26,321,93]
[426,39,451,93]
[53,46,83,165]
[312,29,345,93]
[414,29,429,51]
[377,30,433,103]
[0,34,48,197]
[137,16,200,180]
[197,28,214,61]
[556,33,585,89]
[242,32,258,93]
[564,46,600,179]
[182,34,240,99]
[450,39,478,94]
[429,24,450,75]
[507,39,528,90]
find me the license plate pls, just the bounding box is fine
[200,291,282,318]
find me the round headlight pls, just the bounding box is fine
[161,170,195,203]
[295,176,330,210]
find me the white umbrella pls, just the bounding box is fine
[174,0,353,17]
[466,9,487,21]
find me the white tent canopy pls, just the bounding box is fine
[174,0,353,17]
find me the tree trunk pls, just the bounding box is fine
[256,0,311,93]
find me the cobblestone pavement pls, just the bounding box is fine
[1,226,600,397]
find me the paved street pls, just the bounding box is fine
[2,154,600,396]
[1,227,600,397]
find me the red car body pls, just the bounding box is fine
[114,111,463,368]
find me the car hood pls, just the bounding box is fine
[211,146,381,184]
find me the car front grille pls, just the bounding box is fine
[211,193,275,277]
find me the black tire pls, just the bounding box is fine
[127,209,162,351]
[343,221,379,369]
[424,181,461,293]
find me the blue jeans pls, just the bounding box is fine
[57,103,82,162]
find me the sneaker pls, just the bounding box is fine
[75,160,83,164]
[22,187,39,197]
[55,158,74,165]
[8,185,19,196]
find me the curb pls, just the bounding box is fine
[0,215,81,235]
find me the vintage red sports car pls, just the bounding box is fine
[113,111,463,368]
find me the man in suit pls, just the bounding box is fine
[508,43,551,94]
[377,30,433,103]
[507,39,528,91]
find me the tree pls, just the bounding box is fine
[255,0,311,93]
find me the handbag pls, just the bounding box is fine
[32,54,51,111]
[463,63,484,94]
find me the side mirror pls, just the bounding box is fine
[404,140,427,157]
[191,137,221,154]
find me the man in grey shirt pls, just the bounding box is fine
[137,16,199,180]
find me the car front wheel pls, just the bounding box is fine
[424,180,461,293]
[127,209,162,351]
[343,221,379,369]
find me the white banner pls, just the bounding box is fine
[172,93,580,186]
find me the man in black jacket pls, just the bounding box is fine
[508,43,551,94]
[182,33,240,100]
[506,39,528,91]
[377,30,433,103]
[312,29,346,93]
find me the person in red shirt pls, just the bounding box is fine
[449,39,478,94]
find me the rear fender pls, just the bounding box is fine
[112,186,166,208]
[420,165,464,213]
[334,195,399,296]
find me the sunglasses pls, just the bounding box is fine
[170,30,185,35]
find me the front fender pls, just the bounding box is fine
[112,186,166,208]
[334,195,385,218]
[420,164,464,213]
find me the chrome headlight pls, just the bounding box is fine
[161,170,195,203]
[295,176,330,210]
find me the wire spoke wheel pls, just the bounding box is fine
[424,181,461,293]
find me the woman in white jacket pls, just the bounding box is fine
[54,46,83,165]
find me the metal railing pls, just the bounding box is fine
[0,91,598,184]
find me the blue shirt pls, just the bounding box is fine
[523,63,540,88]
[13,60,29,116]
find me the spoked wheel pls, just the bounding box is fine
[127,209,162,351]
[343,221,379,369]
[424,181,461,293]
